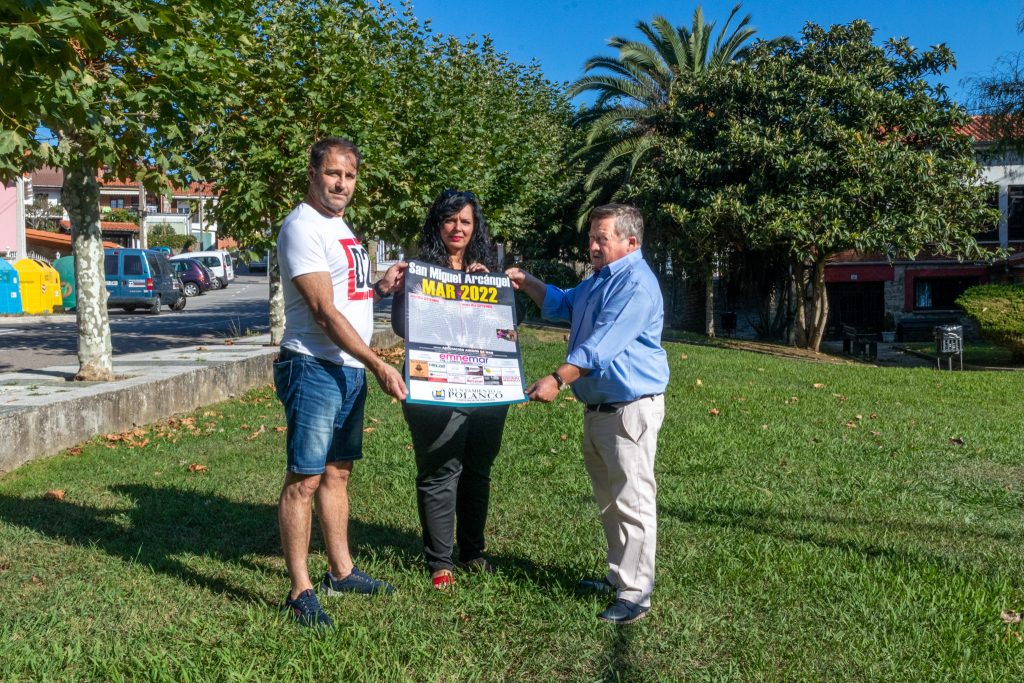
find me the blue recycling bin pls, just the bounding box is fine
[0,259,23,314]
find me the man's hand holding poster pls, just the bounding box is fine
[404,260,527,406]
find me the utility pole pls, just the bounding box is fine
[15,175,27,259]
[138,182,147,249]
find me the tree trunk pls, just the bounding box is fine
[64,162,114,381]
[269,246,284,345]
[790,261,808,347]
[704,267,716,338]
[807,258,829,352]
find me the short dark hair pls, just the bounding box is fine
[590,203,644,245]
[309,137,361,170]
[417,190,494,269]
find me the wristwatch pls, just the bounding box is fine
[372,280,387,298]
[551,370,568,390]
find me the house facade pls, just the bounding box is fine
[823,121,1024,341]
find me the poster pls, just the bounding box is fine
[404,260,527,406]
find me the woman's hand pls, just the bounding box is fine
[466,262,489,274]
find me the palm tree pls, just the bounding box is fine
[569,4,763,336]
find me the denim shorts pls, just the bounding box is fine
[274,347,367,474]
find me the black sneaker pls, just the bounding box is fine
[282,588,333,628]
[576,577,616,595]
[597,599,650,625]
[320,566,395,596]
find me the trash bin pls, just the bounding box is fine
[0,260,23,314]
[934,324,963,371]
[721,311,738,336]
[53,256,76,311]
[15,258,62,314]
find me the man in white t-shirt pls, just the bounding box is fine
[274,137,408,628]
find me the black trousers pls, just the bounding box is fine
[403,402,510,573]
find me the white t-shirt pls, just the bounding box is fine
[278,202,373,367]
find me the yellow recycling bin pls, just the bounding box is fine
[15,258,63,314]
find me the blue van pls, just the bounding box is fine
[103,248,186,314]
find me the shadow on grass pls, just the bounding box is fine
[663,503,1022,562]
[0,484,423,603]
[0,485,587,602]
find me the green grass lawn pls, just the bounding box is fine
[1,328,1022,681]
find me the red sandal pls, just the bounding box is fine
[432,571,454,590]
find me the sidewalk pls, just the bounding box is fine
[0,320,400,474]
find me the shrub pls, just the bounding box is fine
[956,284,1024,360]
[147,224,191,252]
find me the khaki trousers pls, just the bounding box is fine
[582,394,664,608]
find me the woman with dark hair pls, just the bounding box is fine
[392,189,515,589]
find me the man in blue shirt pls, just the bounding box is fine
[506,204,669,625]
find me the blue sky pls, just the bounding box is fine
[406,0,1022,107]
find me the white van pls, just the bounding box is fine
[170,250,235,289]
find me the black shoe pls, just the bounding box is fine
[576,577,615,595]
[597,599,650,625]
[282,588,333,628]
[320,567,395,596]
[457,557,495,574]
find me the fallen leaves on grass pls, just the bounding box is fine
[1001,610,1023,624]
[950,437,965,446]
[695,378,703,387]
[562,395,576,402]
[679,352,688,360]
[247,425,267,440]
[43,489,65,501]
[708,408,721,416]
[66,447,82,457]
[102,428,150,449]
[560,434,568,441]
[369,417,381,424]
[273,426,286,432]
[812,383,826,389]
[187,463,208,473]
[785,396,799,405]
[363,427,376,434]
[845,421,857,429]
[871,431,882,436]
[374,347,406,364]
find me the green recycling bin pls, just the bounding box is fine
[53,256,76,311]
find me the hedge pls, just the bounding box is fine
[956,284,1024,359]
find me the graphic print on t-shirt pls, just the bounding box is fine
[340,237,372,301]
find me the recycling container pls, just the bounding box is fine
[0,259,23,314]
[15,258,62,314]
[53,256,76,310]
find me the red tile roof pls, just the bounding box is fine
[961,115,1024,143]
[59,219,140,234]
[27,229,119,249]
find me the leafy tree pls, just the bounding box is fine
[568,5,767,336]
[147,224,190,251]
[969,12,1024,147]
[205,0,576,342]
[25,195,63,231]
[0,1,248,379]
[697,21,998,350]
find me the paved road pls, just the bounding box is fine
[0,273,271,373]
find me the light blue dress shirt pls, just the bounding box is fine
[542,249,669,404]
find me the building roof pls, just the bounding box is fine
[59,220,140,234]
[26,229,118,249]
[962,115,1024,143]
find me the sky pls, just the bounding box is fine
[406,0,1023,108]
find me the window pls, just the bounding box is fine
[975,190,1000,242]
[1009,186,1024,241]
[104,254,118,276]
[176,204,191,215]
[123,254,144,276]
[913,277,979,310]
[109,198,125,209]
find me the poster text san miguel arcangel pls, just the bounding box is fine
[403,260,527,406]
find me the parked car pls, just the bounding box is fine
[171,257,213,297]
[248,251,269,273]
[171,250,235,289]
[103,248,185,314]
